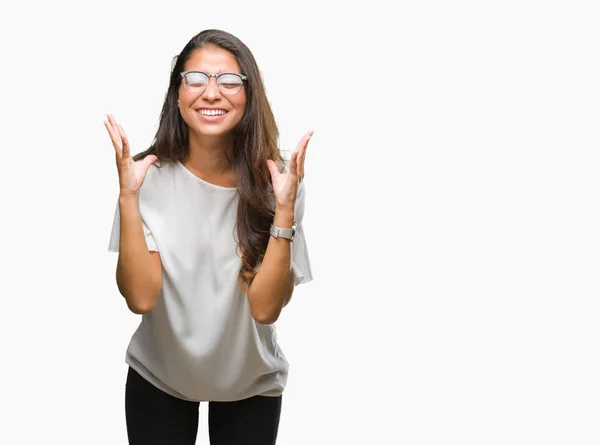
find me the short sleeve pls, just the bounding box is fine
[108,200,158,252]
[290,182,313,285]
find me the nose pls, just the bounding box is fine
[202,76,221,101]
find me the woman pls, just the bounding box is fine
[105,29,313,445]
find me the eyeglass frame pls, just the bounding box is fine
[179,71,248,95]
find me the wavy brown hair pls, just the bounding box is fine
[133,29,283,290]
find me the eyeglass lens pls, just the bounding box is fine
[183,72,243,94]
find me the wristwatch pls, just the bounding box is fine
[270,221,297,242]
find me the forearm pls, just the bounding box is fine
[116,195,161,313]
[247,208,295,324]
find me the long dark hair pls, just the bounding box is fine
[133,29,283,289]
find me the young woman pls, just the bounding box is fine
[105,29,313,445]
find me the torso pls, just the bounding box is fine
[122,161,288,402]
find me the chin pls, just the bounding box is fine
[189,114,241,137]
[188,124,234,139]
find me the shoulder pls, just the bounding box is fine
[141,159,176,188]
[138,159,178,208]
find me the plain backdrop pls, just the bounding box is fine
[0,1,598,444]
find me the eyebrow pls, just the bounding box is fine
[186,69,240,75]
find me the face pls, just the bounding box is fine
[178,45,247,139]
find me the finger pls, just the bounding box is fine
[297,130,313,181]
[142,154,158,173]
[107,114,120,137]
[290,135,307,182]
[106,114,123,147]
[293,130,312,152]
[107,114,127,150]
[117,124,130,158]
[288,151,299,182]
[266,159,279,180]
[103,119,122,157]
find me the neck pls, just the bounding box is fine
[184,131,233,175]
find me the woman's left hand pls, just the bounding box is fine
[266,130,314,211]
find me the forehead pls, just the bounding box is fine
[184,46,241,74]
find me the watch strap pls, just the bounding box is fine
[270,221,297,241]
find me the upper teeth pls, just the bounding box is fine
[200,109,226,116]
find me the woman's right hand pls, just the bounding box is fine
[104,114,158,197]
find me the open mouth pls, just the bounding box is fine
[196,108,227,120]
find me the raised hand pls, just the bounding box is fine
[104,114,157,197]
[266,130,313,211]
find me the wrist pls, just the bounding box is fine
[273,209,295,228]
[119,193,140,206]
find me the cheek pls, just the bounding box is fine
[232,100,246,124]
[178,88,193,108]
[239,91,247,109]
[178,93,194,116]
[233,93,247,115]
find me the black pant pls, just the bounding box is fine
[125,367,282,445]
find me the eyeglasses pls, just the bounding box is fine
[180,71,247,95]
